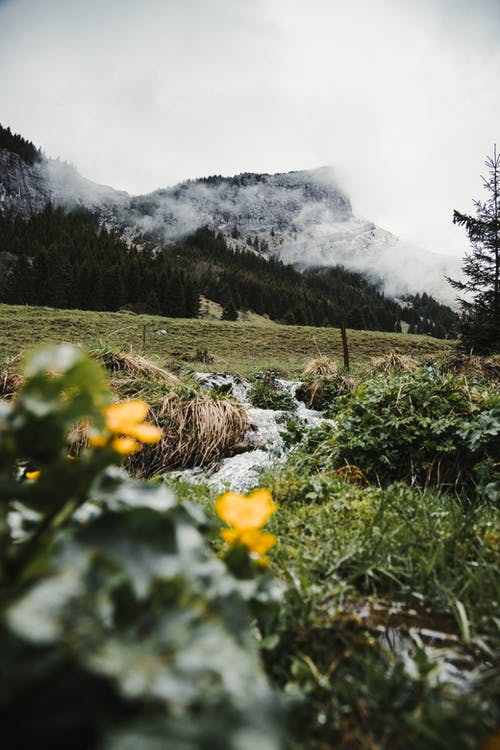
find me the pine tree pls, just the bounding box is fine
[221,299,238,321]
[448,146,500,353]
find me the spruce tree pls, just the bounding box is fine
[221,299,238,321]
[448,146,500,353]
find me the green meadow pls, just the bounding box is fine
[0,303,454,377]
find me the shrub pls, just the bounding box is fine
[302,367,500,490]
[248,370,296,411]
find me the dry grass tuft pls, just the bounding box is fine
[302,356,339,378]
[0,353,25,400]
[439,353,500,384]
[0,370,24,400]
[128,391,248,478]
[370,350,420,375]
[297,360,356,410]
[67,419,90,456]
[301,375,355,410]
[89,348,180,386]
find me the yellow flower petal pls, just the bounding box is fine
[25,470,40,480]
[221,528,240,545]
[221,527,277,555]
[243,529,277,555]
[88,434,108,448]
[215,488,278,529]
[111,437,140,455]
[128,423,163,443]
[105,400,148,433]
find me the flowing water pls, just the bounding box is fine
[170,373,330,492]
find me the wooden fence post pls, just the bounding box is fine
[340,323,350,371]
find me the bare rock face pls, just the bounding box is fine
[0,150,50,218]
[0,148,129,220]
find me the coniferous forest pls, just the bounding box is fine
[0,124,41,165]
[0,204,458,335]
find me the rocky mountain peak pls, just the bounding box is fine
[0,137,461,303]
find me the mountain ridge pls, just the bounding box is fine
[0,127,461,305]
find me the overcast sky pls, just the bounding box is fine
[1,0,499,258]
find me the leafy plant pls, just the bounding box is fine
[0,344,286,749]
[280,418,307,448]
[248,370,297,412]
[301,367,500,490]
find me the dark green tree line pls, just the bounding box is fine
[0,206,457,335]
[0,205,199,317]
[0,124,42,164]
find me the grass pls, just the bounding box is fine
[265,480,499,749]
[168,471,500,750]
[0,303,455,378]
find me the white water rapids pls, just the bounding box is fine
[170,373,331,492]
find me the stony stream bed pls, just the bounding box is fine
[170,372,330,491]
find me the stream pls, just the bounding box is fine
[170,372,330,492]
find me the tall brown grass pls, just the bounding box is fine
[129,391,248,477]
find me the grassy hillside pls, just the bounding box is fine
[0,303,455,377]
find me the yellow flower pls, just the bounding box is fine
[25,469,40,480]
[111,436,140,455]
[215,488,279,564]
[221,527,277,555]
[105,400,146,434]
[87,399,162,455]
[128,423,163,443]
[88,434,108,448]
[215,488,278,529]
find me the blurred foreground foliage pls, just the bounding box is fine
[0,345,285,750]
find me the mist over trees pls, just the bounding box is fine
[448,146,500,353]
[0,205,457,335]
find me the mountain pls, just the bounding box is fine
[0,124,460,310]
[0,147,127,220]
[127,168,461,303]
